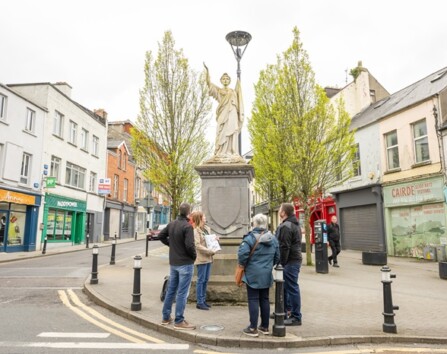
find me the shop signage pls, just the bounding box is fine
[384,177,444,207]
[0,190,35,205]
[98,178,111,195]
[45,194,86,211]
[46,177,57,188]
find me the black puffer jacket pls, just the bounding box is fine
[275,215,302,265]
[159,215,196,266]
[327,222,340,242]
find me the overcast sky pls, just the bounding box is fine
[2,0,447,154]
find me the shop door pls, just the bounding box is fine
[340,205,383,251]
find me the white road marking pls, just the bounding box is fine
[66,289,165,344]
[0,342,188,350]
[37,332,110,338]
[299,348,447,354]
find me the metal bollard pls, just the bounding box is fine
[145,235,149,257]
[115,231,118,240]
[381,266,399,333]
[272,264,286,337]
[85,233,90,248]
[110,237,116,265]
[135,231,137,241]
[90,245,99,284]
[131,255,143,311]
[42,237,48,255]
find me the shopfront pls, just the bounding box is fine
[0,188,41,252]
[42,193,86,246]
[384,176,447,257]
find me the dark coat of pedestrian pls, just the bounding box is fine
[237,213,280,337]
[327,215,341,267]
[159,203,197,330]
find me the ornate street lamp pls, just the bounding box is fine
[225,30,252,155]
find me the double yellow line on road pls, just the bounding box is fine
[58,289,164,344]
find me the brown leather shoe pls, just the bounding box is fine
[174,320,196,330]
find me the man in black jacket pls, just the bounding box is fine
[327,215,341,267]
[159,203,197,330]
[276,202,303,326]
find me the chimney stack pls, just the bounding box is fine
[94,108,108,120]
[53,82,72,98]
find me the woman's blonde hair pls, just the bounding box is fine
[191,211,204,228]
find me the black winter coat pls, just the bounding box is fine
[275,215,302,265]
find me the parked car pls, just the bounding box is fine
[147,224,168,241]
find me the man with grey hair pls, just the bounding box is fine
[159,203,197,330]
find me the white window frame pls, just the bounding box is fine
[123,178,128,202]
[25,108,35,133]
[385,130,400,170]
[92,135,99,156]
[89,171,97,193]
[352,143,361,177]
[50,155,61,180]
[80,128,89,151]
[65,162,86,189]
[113,174,119,199]
[69,120,77,145]
[20,153,32,184]
[412,119,430,163]
[53,111,64,137]
[0,94,7,120]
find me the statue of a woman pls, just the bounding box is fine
[204,64,244,159]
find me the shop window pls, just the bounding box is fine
[412,119,430,163]
[7,204,26,246]
[122,211,129,232]
[46,208,73,241]
[385,130,399,170]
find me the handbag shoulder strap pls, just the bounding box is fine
[247,231,264,260]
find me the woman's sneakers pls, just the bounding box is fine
[242,326,259,337]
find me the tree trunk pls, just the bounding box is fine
[304,205,312,266]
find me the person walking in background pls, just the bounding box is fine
[238,213,280,337]
[191,211,215,310]
[159,203,197,330]
[327,215,341,268]
[276,202,303,326]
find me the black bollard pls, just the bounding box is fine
[42,237,48,255]
[90,245,99,284]
[110,238,116,265]
[115,231,118,240]
[135,231,137,241]
[145,234,149,257]
[85,233,90,248]
[131,255,142,311]
[381,266,399,333]
[272,264,286,337]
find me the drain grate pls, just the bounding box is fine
[200,324,224,332]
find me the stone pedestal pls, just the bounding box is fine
[193,162,254,302]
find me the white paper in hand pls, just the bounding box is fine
[204,233,221,252]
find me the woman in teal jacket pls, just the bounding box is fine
[237,213,280,337]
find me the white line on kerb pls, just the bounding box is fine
[24,342,189,350]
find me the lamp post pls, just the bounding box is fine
[131,255,143,311]
[90,245,99,285]
[226,30,252,155]
[272,264,286,337]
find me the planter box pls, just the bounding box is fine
[439,262,447,280]
[362,251,387,266]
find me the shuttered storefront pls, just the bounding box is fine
[340,204,383,251]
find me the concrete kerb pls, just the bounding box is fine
[83,276,447,349]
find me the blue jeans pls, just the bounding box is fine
[196,263,211,305]
[283,262,302,321]
[246,285,270,329]
[162,264,194,324]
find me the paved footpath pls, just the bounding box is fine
[2,239,447,349]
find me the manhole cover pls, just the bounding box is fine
[200,324,224,332]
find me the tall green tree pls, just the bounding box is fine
[132,31,212,218]
[249,27,355,265]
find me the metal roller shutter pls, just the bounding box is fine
[340,205,382,251]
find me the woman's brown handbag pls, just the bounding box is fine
[235,236,261,287]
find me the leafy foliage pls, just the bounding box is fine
[131,31,212,218]
[249,27,355,265]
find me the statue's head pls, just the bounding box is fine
[220,73,231,87]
